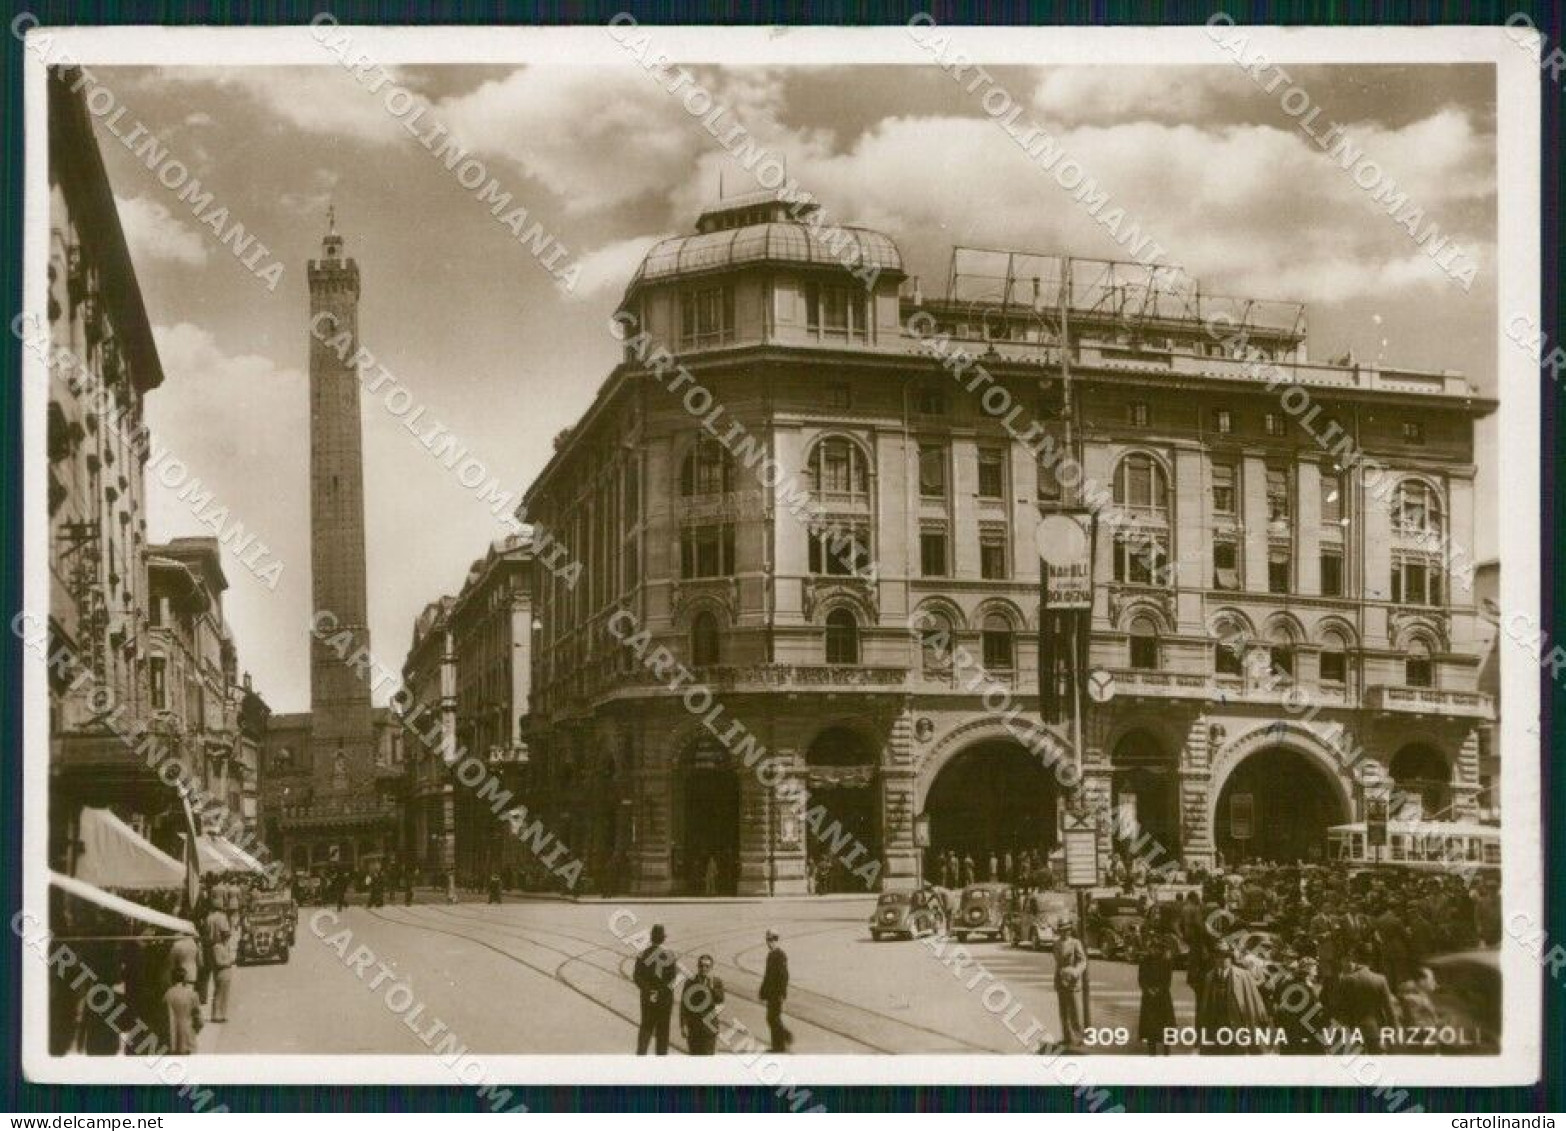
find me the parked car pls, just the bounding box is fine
[869,886,950,940]
[1427,949,1500,1052]
[950,883,1010,941]
[1084,895,1147,961]
[1004,889,1077,951]
[238,892,296,965]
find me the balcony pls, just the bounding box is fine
[698,664,908,693]
[1105,668,1214,700]
[1364,685,1493,719]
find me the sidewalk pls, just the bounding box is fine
[401,886,872,907]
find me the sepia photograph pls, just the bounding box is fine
[12,18,1547,1102]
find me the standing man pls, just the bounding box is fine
[759,928,792,1052]
[633,924,676,1055]
[487,871,503,905]
[203,902,236,1024]
[1052,919,1088,1048]
[680,954,726,1055]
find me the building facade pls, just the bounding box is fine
[399,536,534,886]
[519,192,1497,896]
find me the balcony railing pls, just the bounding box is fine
[1364,685,1493,718]
[1106,669,1214,700]
[696,664,908,692]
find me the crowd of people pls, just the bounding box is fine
[1119,862,1502,1055]
[930,846,1059,890]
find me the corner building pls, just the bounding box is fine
[522,192,1497,896]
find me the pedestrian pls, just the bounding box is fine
[759,928,792,1052]
[334,869,349,912]
[1002,851,1014,884]
[960,853,976,888]
[203,903,236,1024]
[1199,941,1272,1054]
[165,930,200,992]
[633,924,676,1055]
[680,954,726,1055]
[1052,919,1088,1047]
[163,968,204,1055]
[987,850,998,883]
[1137,931,1176,1055]
[487,871,503,905]
[704,855,718,897]
[1327,945,1399,1052]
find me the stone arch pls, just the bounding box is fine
[915,716,1070,813]
[1116,597,1174,635]
[1208,721,1356,862]
[1391,617,1446,654]
[910,595,967,634]
[1314,615,1359,648]
[972,596,1026,631]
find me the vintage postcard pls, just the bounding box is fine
[16,20,1544,1097]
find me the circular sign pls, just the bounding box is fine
[1085,668,1116,703]
[1034,513,1090,566]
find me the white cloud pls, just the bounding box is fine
[115,195,208,267]
[566,233,672,301]
[1032,68,1252,126]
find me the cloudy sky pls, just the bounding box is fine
[91,61,1499,713]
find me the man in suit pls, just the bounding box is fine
[633,924,677,1055]
[1053,919,1089,1047]
[1329,946,1400,1052]
[163,968,204,1055]
[759,928,792,1052]
[680,953,726,1055]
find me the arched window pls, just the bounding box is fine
[1212,616,1248,677]
[691,611,721,667]
[1319,629,1350,686]
[825,608,859,665]
[1267,622,1295,679]
[1394,479,1443,539]
[1128,615,1159,671]
[917,611,953,673]
[1112,453,1168,514]
[981,613,1014,671]
[809,437,870,502]
[1405,637,1435,688]
[680,437,734,497]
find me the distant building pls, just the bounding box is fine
[399,536,534,886]
[520,191,1497,895]
[1472,558,1500,821]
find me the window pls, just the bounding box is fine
[680,524,735,579]
[1114,534,1169,585]
[1320,550,1343,597]
[979,528,1008,580]
[1213,540,1240,590]
[977,447,1006,499]
[148,596,163,627]
[679,286,734,348]
[1128,401,1150,427]
[810,438,869,501]
[1320,471,1346,526]
[806,282,868,342]
[1268,548,1291,594]
[1401,421,1425,445]
[1405,639,1434,687]
[1113,453,1168,513]
[691,611,721,667]
[918,612,953,673]
[808,522,872,577]
[1211,461,1236,515]
[149,656,167,710]
[1265,412,1286,437]
[916,384,946,416]
[1215,634,1245,677]
[1394,479,1442,539]
[1320,633,1348,684]
[680,438,733,497]
[981,613,1014,671]
[825,608,859,665]
[1266,465,1291,522]
[919,526,948,577]
[1267,625,1295,679]
[1213,408,1233,435]
[1391,557,1442,606]
[1129,616,1159,671]
[918,442,946,498]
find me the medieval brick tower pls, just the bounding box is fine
[306,211,374,760]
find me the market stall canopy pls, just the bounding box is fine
[73,806,186,891]
[50,871,196,936]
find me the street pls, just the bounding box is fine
[205,895,1195,1056]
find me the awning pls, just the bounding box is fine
[73,806,187,891]
[211,835,268,876]
[50,871,196,936]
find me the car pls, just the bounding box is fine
[869,886,950,940]
[1084,895,1148,961]
[1427,950,1500,1052]
[1004,889,1077,951]
[951,883,1011,941]
[238,892,297,965]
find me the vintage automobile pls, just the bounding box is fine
[869,886,951,940]
[238,892,296,965]
[951,883,1011,942]
[1004,888,1078,951]
[1084,894,1147,961]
